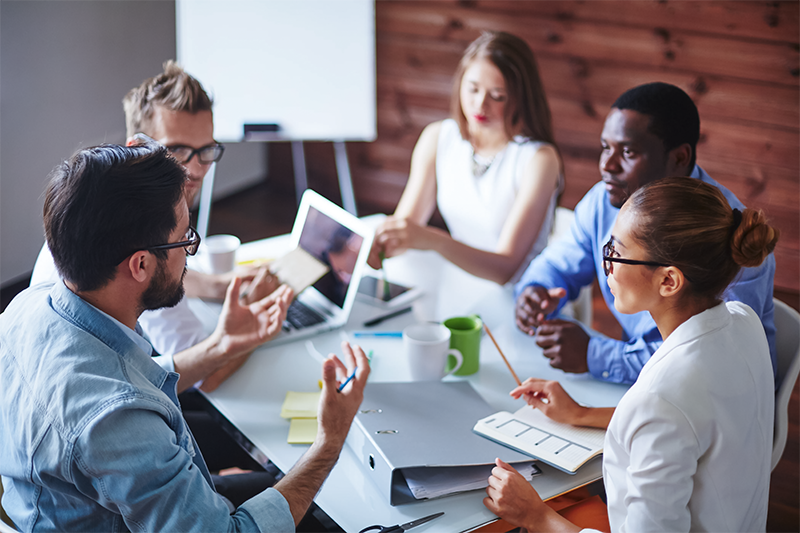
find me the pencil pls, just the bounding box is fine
[483,323,522,386]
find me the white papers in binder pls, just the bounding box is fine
[402,460,541,500]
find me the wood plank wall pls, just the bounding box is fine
[324,0,798,293]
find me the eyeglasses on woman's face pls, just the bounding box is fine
[602,238,670,277]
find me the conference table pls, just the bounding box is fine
[189,227,630,532]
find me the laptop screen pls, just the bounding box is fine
[298,206,364,308]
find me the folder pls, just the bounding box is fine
[345,381,532,505]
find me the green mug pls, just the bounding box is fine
[443,315,482,376]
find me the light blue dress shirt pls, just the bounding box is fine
[0,282,294,532]
[515,166,777,384]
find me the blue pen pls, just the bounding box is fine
[352,331,403,338]
[337,368,357,393]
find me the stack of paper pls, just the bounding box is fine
[280,391,320,444]
[402,461,541,500]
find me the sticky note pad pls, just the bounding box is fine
[287,418,318,445]
[270,247,329,295]
[280,391,320,419]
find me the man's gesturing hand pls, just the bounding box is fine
[515,285,566,335]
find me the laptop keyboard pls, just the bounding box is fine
[285,300,326,330]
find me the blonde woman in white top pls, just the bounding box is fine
[484,177,779,532]
[369,31,562,284]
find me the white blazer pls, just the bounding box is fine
[599,301,773,532]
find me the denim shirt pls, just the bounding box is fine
[0,282,294,532]
[515,166,777,385]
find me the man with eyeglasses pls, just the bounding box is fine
[29,61,296,512]
[33,61,276,375]
[0,144,370,532]
[513,82,776,385]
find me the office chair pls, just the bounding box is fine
[0,478,19,533]
[771,298,800,471]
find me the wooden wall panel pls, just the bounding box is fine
[471,1,800,43]
[344,0,799,293]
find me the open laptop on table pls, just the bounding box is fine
[269,189,374,346]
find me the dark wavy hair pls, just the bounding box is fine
[44,144,186,292]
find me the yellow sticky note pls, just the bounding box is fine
[236,257,273,267]
[280,391,320,419]
[287,418,318,444]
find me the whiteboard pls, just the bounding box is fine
[176,0,376,142]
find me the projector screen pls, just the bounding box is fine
[176,0,376,142]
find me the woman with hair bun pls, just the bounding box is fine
[484,176,779,532]
[368,31,562,284]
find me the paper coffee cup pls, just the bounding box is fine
[202,234,240,274]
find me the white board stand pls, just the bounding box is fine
[291,141,357,216]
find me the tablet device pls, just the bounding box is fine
[357,275,422,308]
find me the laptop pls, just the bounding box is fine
[269,189,374,345]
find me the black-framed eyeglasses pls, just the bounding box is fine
[147,225,202,256]
[165,143,225,164]
[115,226,201,265]
[602,238,669,277]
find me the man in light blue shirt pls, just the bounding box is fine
[0,144,370,532]
[515,83,776,385]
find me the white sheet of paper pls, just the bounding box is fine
[270,247,329,295]
[402,461,541,500]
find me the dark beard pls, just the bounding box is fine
[140,260,186,312]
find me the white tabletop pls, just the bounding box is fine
[196,234,629,532]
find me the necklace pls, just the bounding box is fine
[471,152,496,177]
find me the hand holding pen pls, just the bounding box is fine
[316,342,371,448]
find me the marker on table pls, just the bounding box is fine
[338,368,357,393]
[362,306,412,327]
[352,331,403,338]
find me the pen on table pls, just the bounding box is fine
[337,368,357,393]
[363,306,412,327]
[352,331,403,338]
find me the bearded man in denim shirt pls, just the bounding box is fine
[0,144,369,532]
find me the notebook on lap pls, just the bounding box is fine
[269,189,374,345]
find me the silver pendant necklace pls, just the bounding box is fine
[472,152,496,177]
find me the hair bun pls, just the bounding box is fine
[730,208,780,268]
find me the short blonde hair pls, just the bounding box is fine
[123,60,213,138]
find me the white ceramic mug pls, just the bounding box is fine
[201,234,241,274]
[403,323,463,381]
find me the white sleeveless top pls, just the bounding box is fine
[435,119,561,283]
